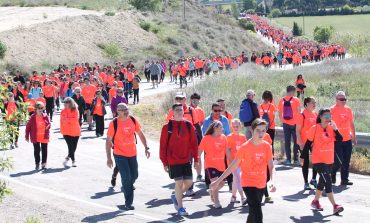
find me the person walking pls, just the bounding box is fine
[239,89,260,139]
[61,97,81,167]
[71,87,86,126]
[105,103,150,210]
[300,108,344,215]
[91,90,107,137]
[160,103,199,216]
[25,102,51,170]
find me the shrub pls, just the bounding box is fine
[25,216,43,223]
[192,41,200,50]
[104,11,115,16]
[314,25,335,43]
[81,5,88,10]
[152,26,160,34]
[166,37,178,45]
[270,8,282,18]
[99,42,122,60]
[139,20,151,31]
[341,4,354,15]
[0,40,7,59]
[292,22,302,36]
[238,19,255,32]
[129,0,162,12]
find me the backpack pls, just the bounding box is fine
[283,97,294,120]
[239,99,253,123]
[112,115,137,146]
[167,120,191,146]
[261,104,271,130]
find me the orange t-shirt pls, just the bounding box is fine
[106,75,115,87]
[263,134,272,145]
[307,125,336,164]
[127,72,134,82]
[27,100,36,113]
[199,134,228,172]
[259,103,277,129]
[227,134,247,164]
[93,98,103,116]
[36,115,49,143]
[82,85,97,104]
[278,96,301,125]
[193,106,205,125]
[6,102,17,120]
[330,105,354,142]
[297,110,317,144]
[236,140,273,188]
[107,117,141,157]
[295,79,305,92]
[60,108,81,136]
[109,87,117,102]
[42,86,55,98]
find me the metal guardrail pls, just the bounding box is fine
[275,127,370,149]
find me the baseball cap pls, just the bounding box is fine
[175,92,186,98]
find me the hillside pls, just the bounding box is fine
[0,2,272,72]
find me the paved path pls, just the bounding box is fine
[0,78,369,223]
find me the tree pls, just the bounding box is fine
[272,0,284,9]
[243,0,257,11]
[292,22,303,36]
[314,25,335,43]
[129,0,162,11]
[0,76,28,202]
[341,4,354,15]
[270,8,282,17]
[231,2,240,19]
[0,40,6,59]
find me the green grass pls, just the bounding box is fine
[273,14,370,38]
[0,0,129,10]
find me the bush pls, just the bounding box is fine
[341,4,354,15]
[99,42,122,60]
[238,19,255,32]
[129,0,162,12]
[292,22,302,36]
[270,8,282,18]
[139,20,151,31]
[166,37,178,45]
[246,9,255,14]
[192,41,200,50]
[104,11,115,16]
[314,25,335,43]
[0,40,6,59]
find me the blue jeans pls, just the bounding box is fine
[283,123,299,161]
[332,140,353,182]
[114,155,138,207]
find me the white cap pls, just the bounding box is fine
[336,91,346,97]
[246,89,255,97]
[175,92,186,98]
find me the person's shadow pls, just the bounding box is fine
[282,189,315,202]
[41,167,70,174]
[81,209,133,223]
[290,210,336,223]
[10,169,39,177]
[90,187,119,199]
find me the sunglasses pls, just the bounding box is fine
[213,109,222,112]
[322,115,332,119]
[117,91,123,93]
[117,109,128,112]
[174,108,183,112]
[175,97,184,100]
[37,107,44,110]
[337,98,347,101]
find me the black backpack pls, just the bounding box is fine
[261,104,271,130]
[167,120,191,146]
[112,116,137,146]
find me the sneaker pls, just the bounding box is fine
[230,196,240,203]
[294,160,300,166]
[111,177,116,187]
[185,189,195,197]
[310,179,318,189]
[41,163,47,170]
[125,205,135,210]
[63,157,69,167]
[196,175,203,182]
[304,183,311,190]
[171,194,179,211]
[214,202,222,209]
[15,142,18,148]
[311,200,323,211]
[35,164,40,170]
[72,161,77,167]
[10,144,15,150]
[264,196,274,204]
[242,198,248,206]
[333,204,344,215]
[283,160,291,165]
[177,207,189,216]
[340,180,353,186]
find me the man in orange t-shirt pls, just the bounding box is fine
[81,78,97,130]
[330,91,356,186]
[105,103,150,210]
[278,85,301,165]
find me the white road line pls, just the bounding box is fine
[0,175,175,223]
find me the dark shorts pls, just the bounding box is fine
[168,163,193,181]
[85,103,92,110]
[206,168,223,179]
[151,75,158,81]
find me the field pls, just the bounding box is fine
[273,14,370,38]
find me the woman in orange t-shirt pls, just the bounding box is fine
[61,97,81,167]
[25,102,51,170]
[300,108,344,215]
[91,90,107,137]
[210,119,276,222]
[198,120,228,209]
[295,74,306,98]
[259,90,277,153]
[226,119,247,204]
